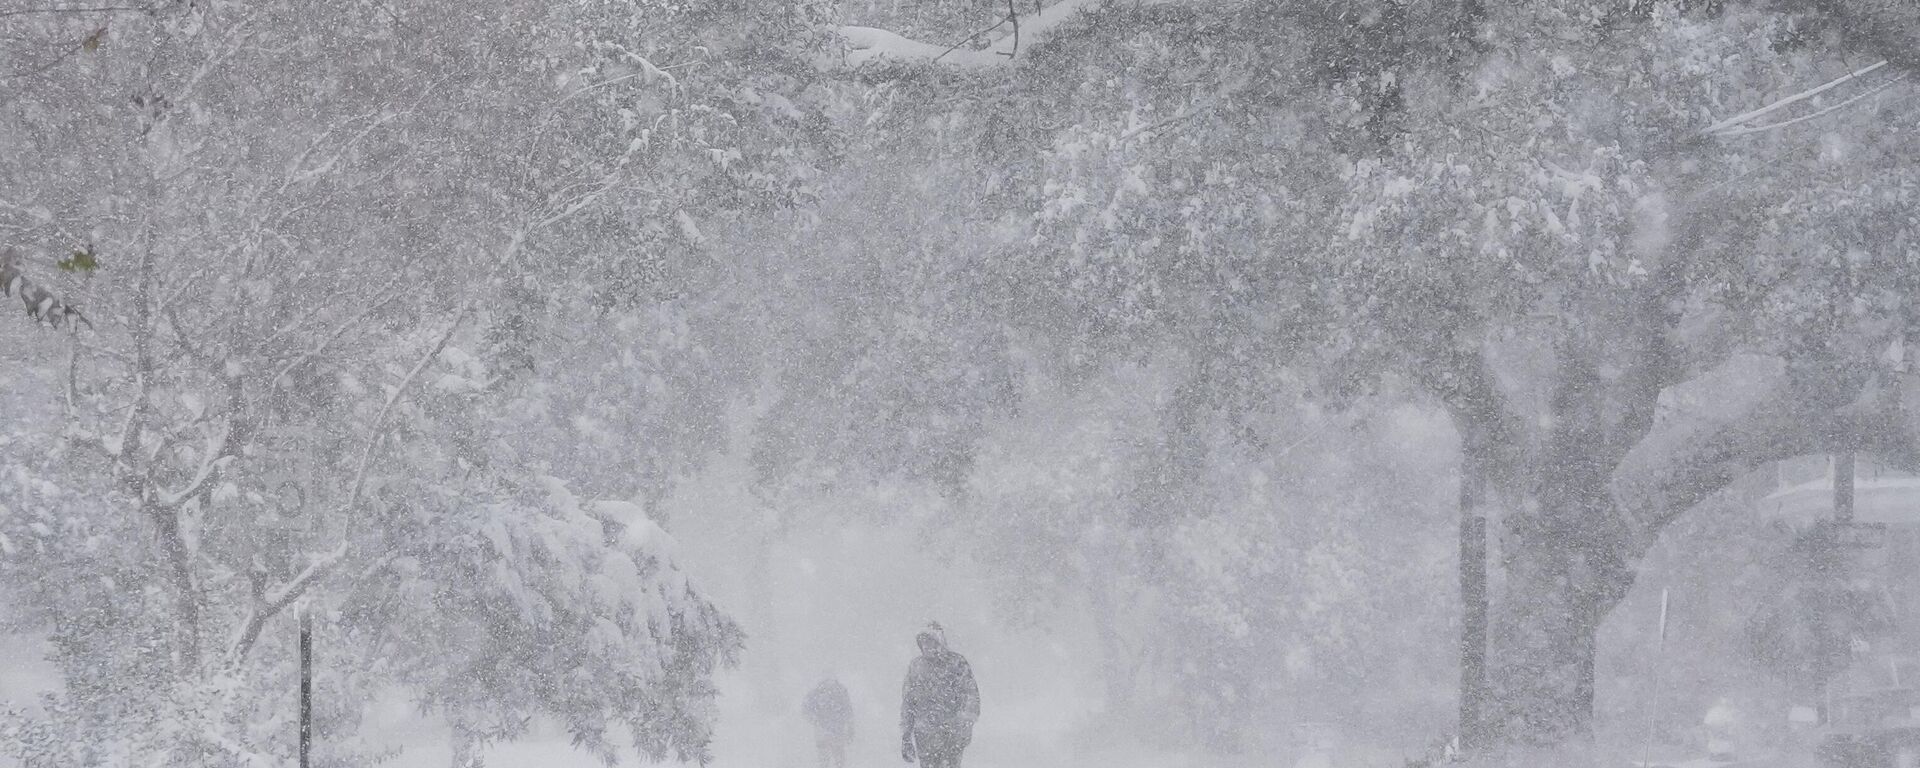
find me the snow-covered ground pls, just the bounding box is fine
[370,678,1112,768]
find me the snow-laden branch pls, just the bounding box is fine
[226,318,463,663]
[260,544,347,612]
[226,302,464,665]
[286,112,398,186]
[824,0,1113,70]
[227,542,349,663]
[338,313,465,518]
[1701,59,1889,136]
[1611,356,1920,545]
[1710,71,1910,138]
[266,276,408,393]
[589,42,680,92]
[155,421,234,509]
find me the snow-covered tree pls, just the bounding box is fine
[795,0,1920,750]
[0,0,837,761]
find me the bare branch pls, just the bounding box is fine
[1700,59,1889,135]
[931,14,1014,64]
[338,313,467,518]
[824,0,1113,70]
[1709,71,1910,138]
[267,278,408,392]
[0,5,150,18]
[3,39,85,80]
[1119,94,1230,143]
[285,112,399,187]
[1008,0,1020,59]
[163,302,225,374]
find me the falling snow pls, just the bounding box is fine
[3,1,1920,767]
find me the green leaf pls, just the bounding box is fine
[55,247,98,274]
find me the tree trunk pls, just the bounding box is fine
[152,506,201,669]
[1487,547,1608,745]
[1486,493,1636,747]
[1474,344,1649,746]
[450,720,482,768]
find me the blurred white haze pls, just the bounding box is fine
[3,0,1919,767]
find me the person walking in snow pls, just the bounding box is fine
[804,676,855,768]
[899,621,979,768]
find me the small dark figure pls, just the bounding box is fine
[899,621,979,768]
[804,676,855,768]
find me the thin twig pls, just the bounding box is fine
[1006,0,1019,59]
[1700,60,1889,135]
[64,318,81,426]
[1687,98,1920,204]
[1120,80,1251,143]
[267,279,407,391]
[337,312,467,518]
[0,4,149,18]
[2,40,82,80]
[1710,72,1910,138]
[932,14,1013,63]
[1120,103,1217,143]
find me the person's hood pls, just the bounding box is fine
[916,620,948,651]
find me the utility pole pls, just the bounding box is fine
[300,603,312,768]
[1458,454,1489,754]
[1834,452,1855,524]
[1639,587,1671,767]
[1822,451,1856,725]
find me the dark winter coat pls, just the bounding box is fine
[899,643,978,758]
[805,678,855,740]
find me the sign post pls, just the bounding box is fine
[300,601,312,768]
[1458,456,1488,756]
[1640,587,1670,767]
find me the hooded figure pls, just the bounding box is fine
[803,676,854,768]
[899,621,979,767]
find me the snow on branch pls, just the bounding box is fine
[260,543,349,611]
[824,0,1114,70]
[1611,356,1920,543]
[155,421,235,510]
[338,313,466,518]
[1710,71,1910,138]
[227,542,350,663]
[1701,60,1893,137]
